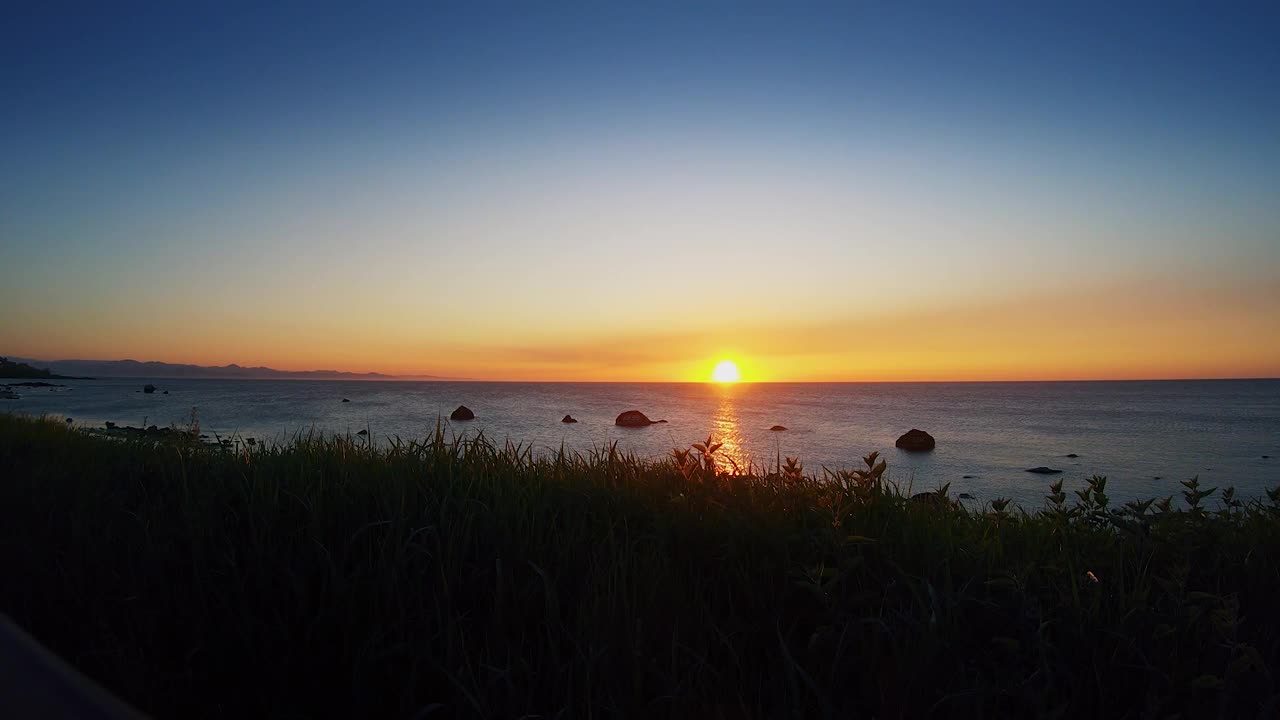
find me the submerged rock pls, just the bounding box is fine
[561,415,578,423]
[615,410,661,427]
[770,425,787,431]
[895,429,935,452]
[450,405,475,421]
[1025,466,1063,475]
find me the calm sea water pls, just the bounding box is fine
[5,378,1279,506]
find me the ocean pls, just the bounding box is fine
[4,378,1278,506]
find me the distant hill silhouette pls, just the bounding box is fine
[0,357,79,379]
[7,357,448,381]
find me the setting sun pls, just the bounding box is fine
[711,360,741,383]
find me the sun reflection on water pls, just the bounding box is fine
[711,385,747,473]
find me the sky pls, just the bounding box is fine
[2,1,1278,381]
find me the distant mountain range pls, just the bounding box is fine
[8,357,449,381]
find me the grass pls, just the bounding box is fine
[1,412,1278,718]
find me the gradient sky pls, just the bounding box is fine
[2,2,1278,381]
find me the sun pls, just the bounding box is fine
[711,360,741,383]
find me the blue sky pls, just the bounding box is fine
[2,2,1278,379]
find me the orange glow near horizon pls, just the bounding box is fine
[2,271,1277,382]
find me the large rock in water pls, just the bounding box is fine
[615,410,659,427]
[895,429,935,452]
[1025,466,1063,475]
[450,405,475,421]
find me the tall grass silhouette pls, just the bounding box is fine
[1,413,1278,718]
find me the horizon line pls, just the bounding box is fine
[39,376,1280,384]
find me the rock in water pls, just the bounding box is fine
[561,415,578,423]
[450,405,475,421]
[615,410,658,427]
[1025,466,1063,474]
[356,429,368,435]
[895,429,935,452]
[143,384,156,394]
[770,425,787,431]
[342,398,350,403]
[1064,453,1079,458]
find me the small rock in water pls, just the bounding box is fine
[1064,453,1079,458]
[1264,455,1271,459]
[770,425,787,431]
[962,475,974,479]
[356,429,368,435]
[958,493,975,500]
[162,390,168,395]
[1025,466,1063,475]
[342,398,350,403]
[143,384,156,394]
[895,429,935,452]
[561,414,578,423]
[1153,476,1162,480]
[450,405,475,421]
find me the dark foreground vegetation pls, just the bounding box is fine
[1,414,1278,719]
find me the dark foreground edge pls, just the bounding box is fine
[0,613,146,719]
